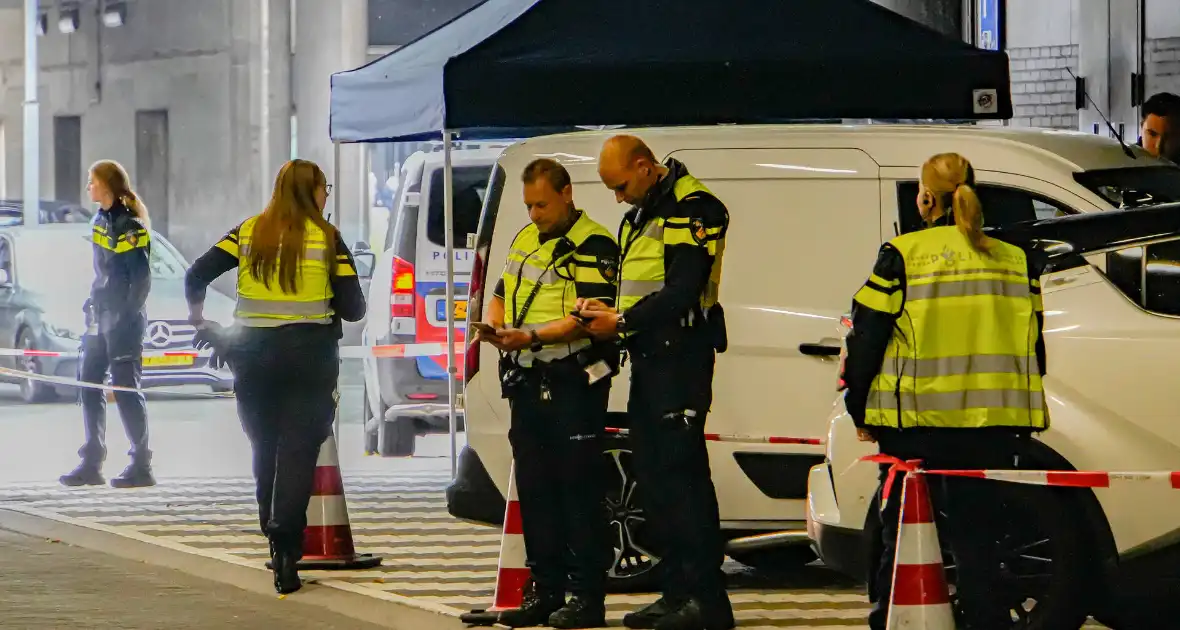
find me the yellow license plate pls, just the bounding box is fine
[143,355,195,368]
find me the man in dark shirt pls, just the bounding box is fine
[578,136,734,630]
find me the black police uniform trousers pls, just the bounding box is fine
[229,323,338,553]
[867,428,1030,630]
[508,358,612,599]
[627,333,729,610]
[78,311,150,469]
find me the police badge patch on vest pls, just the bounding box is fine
[601,258,618,281]
[690,218,708,245]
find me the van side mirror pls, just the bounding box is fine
[353,240,370,252]
[353,252,376,280]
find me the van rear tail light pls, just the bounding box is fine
[390,256,416,318]
[837,314,852,390]
[465,250,489,384]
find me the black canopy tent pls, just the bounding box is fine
[328,0,1012,472]
[330,0,1012,142]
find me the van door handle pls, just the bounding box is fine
[799,343,841,357]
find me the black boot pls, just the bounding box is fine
[271,549,302,595]
[654,598,735,630]
[110,463,155,489]
[497,589,565,628]
[60,462,104,487]
[624,597,682,629]
[548,595,606,629]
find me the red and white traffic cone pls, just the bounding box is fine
[461,461,530,624]
[268,433,381,571]
[887,471,954,630]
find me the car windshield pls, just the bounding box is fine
[16,230,189,293]
[1073,165,1180,209]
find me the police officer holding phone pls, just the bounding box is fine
[577,135,732,630]
[474,158,620,629]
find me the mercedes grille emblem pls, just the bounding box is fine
[146,321,172,348]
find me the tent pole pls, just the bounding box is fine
[332,141,342,441]
[442,130,458,480]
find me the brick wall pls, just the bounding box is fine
[1146,37,1180,97]
[1007,44,1080,129]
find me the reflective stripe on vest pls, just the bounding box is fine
[235,216,335,327]
[500,212,614,366]
[617,174,723,314]
[860,226,1046,430]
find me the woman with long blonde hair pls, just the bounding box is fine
[61,160,155,490]
[842,152,1049,629]
[183,159,365,594]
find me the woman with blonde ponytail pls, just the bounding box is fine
[61,160,155,490]
[841,152,1051,629]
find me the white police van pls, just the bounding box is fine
[362,147,505,456]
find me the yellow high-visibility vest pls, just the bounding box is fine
[232,216,337,327]
[501,212,616,365]
[616,174,725,316]
[855,225,1046,430]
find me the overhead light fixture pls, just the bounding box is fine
[58,3,80,34]
[101,1,127,28]
[36,12,48,36]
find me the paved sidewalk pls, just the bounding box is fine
[0,529,385,629]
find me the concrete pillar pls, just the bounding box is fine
[1107,0,1142,136]
[229,0,293,215]
[293,0,367,246]
[1077,0,1113,134]
[872,0,964,40]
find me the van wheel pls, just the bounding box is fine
[379,417,416,457]
[942,484,1090,630]
[728,546,816,572]
[602,432,661,593]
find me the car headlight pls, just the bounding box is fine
[47,323,81,340]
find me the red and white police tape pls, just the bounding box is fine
[863,455,1180,492]
[0,341,466,397]
[605,426,823,446]
[0,341,467,361]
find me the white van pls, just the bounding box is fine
[448,124,1180,622]
[362,147,504,456]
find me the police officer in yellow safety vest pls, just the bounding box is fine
[474,158,620,629]
[578,136,733,630]
[184,159,366,595]
[840,153,1048,630]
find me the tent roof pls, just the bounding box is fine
[330,0,1012,143]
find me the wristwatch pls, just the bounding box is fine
[615,314,628,334]
[529,330,544,352]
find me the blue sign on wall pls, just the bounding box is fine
[977,0,1000,50]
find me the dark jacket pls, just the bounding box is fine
[619,158,729,342]
[87,202,151,327]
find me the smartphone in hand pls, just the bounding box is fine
[469,322,502,339]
